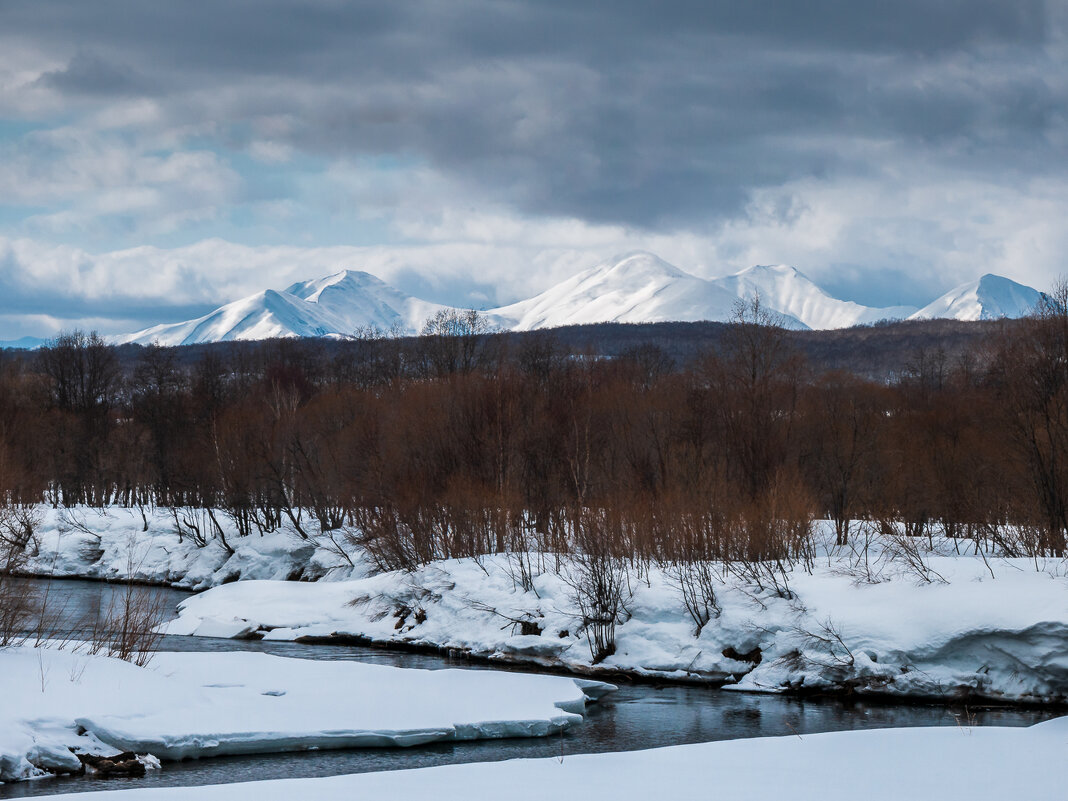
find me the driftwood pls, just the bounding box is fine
[77,752,148,778]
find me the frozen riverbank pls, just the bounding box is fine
[13,506,1068,704]
[0,646,611,783]
[34,716,1068,801]
[165,553,1068,705]
[17,507,356,589]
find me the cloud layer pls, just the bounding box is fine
[0,1,1065,335]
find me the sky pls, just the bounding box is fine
[0,0,1066,338]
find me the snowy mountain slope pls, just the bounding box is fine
[490,252,806,330]
[119,289,349,346]
[118,271,450,346]
[283,270,449,334]
[910,274,1044,322]
[711,265,918,330]
[114,256,1047,347]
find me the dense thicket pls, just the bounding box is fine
[1,296,1067,569]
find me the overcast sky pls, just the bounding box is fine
[0,1,1066,337]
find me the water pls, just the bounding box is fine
[1,578,1056,798]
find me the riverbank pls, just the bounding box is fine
[164,553,1068,705]
[13,506,1068,705]
[35,716,1068,801]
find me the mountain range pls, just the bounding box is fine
[111,252,1046,346]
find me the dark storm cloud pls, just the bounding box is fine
[37,51,152,97]
[3,0,1062,228]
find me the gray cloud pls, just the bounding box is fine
[2,0,1061,230]
[0,0,1064,337]
[37,51,152,96]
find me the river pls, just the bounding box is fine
[1,577,1056,798]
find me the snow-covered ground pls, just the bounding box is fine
[14,506,1068,704]
[0,645,612,782]
[163,551,1068,704]
[35,716,1068,801]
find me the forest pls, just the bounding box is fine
[0,294,1066,588]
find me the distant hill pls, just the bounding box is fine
[0,336,46,351]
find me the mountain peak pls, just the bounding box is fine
[285,269,390,302]
[911,274,1043,322]
[493,252,749,330]
[593,251,689,280]
[737,264,806,279]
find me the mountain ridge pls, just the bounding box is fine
[115,253,1045,346]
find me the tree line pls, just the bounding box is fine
[0,295,1066,573]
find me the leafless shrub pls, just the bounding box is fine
[78,537,170,665]
[832,520,886,584]
[310,525,357,569]
[879,519,948,584]
[560,513,633,663]
[724,470,816,600]
[348,570,456,629]
[0,575,35,647]
[0,522,35,647]
[346,504,443,574]
[171,507,209,548]
[100,584,167,667]
[668,560,721,636]
[464,598,544,636]
[29,577,74,648]
[791,617,856,672]
[0,506,42,563]
[171,507,234,554]
[503,523,544,594]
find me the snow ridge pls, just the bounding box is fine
[491,252,789,330]
[711,264,918,330]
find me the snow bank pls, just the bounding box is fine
[166,551,1068,704]
[0,646,612,781]
[19,507,361,589]
[37,717,1068,801]
[16,506,1068,703]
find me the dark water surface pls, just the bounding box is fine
[1,578,1056,798]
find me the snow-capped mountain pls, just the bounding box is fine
[490,252,799,329]
[115,254,1046,346]
[118,270,448,346]
[710,265,918,330]
[282,271,447,335]
[909,274,1044,322]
